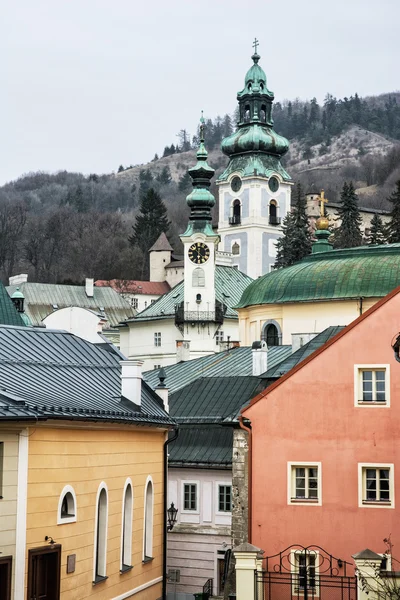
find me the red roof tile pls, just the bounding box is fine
[95,279,170,295]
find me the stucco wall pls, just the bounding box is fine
[243,291,400,564]
[24,425,165,600]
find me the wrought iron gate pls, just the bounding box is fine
[255,545,357,600]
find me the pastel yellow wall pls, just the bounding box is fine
[25,425,166,600]
[239,298,378,346]
[0,430,19,600]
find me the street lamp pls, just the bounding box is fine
[167,502,178,531]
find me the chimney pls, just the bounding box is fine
[155,367,169,413]
[291,333,318,353]
[9,273,28,286]
[85,278,94,297]
[120,360,143,407]
[252,340,268,376]
[176,340,190,362]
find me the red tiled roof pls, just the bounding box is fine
[95,279,170,295]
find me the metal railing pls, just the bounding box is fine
[269,215,281,225]
[175,301,225,325]
[229,215,241,225]
[203,578,213,599]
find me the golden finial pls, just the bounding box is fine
[316,189,329,230]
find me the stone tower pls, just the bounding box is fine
[217,42,292,278]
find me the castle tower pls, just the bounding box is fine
[217,40,292,278]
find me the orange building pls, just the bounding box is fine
[242,286,400,563]
[0,325,174,600]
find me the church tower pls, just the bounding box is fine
[180,114,220,320]
[217,41,292,278]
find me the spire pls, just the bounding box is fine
[251,37,260,63]
[312,190,333,254]
[181,113,216,237]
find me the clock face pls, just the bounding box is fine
[231,176,242,193]
[268,176,279,193]
[188,242,210,264]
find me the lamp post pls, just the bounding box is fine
[167,502,178,531]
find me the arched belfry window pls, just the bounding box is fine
[244,104,251,122]
[192,267,205,287]
[230,200,241,225]
[143,478,154,561]
[269,200,279,225]
[232,242,240,256]
[94,483,108,582]
[121,480,133,571]
[261,321,282,346]
[260,104,266,123]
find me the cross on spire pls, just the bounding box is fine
[199,110,205,142]
[319,189,328,217]
[252,37,259,54]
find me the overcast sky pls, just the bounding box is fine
[1,0,399,184]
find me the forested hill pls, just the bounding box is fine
[0,90,399,285]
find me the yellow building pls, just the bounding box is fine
[0,325,174,600]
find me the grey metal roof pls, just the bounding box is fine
[262,327,345,379]
[123,265,253,322]
[169,425,232,468]
[6,282,135,328]
[144,345,292,394]
[0,283,25,327]
[0,325,173,426]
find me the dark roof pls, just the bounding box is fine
[144,345,291,394]
[262,327,345,379]
[0,325,173,426]
[95,279,170,295]
[0,283,25,327]
[125,265,253,322]
[6,282,135,328]
[149,232,174,252]
[169,425,232,468]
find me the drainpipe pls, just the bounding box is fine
[163,426,179,600]
[238,416,252,544]
[359,296,364,316]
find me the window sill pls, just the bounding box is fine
[357,401,387,406]
[142,556,154,564]
[93,575,108,585]
[290,498,319,503]
[120,565,133,574]
[362,500,391,506]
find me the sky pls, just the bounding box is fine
[1,0,399,184]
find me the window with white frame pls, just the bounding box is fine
[132,298,138,310]
[358,464,394,507]
[57,485,77,524]
[218,485,232,512]
[215,330,224,345]
[143,479,153,560]
[154,332,162,347]
[121,481,133,571]
[355,365,389,406]
[292,550,318,594]
[288,463,321,505]
[183,482,198,511]
[94,484,108,583]
[192,267,205,287]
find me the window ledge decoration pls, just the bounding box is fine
[120,564,133,574]
[142,556,154,564]
[93,575,108,585]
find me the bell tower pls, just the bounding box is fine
[217,41,293,278]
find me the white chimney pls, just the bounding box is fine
[176,340,190,362]
[155,367,169,413]
[291,333,318,353]
[252,340,268,376]
[85,278,94,297]
[120,360,143,407]
[9,273,28,286]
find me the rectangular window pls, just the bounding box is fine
[183,483,197,511]
[293,551,318,594]
[355,365,389,406]
[132,298,138,310]
[359,464,394,507]
[0,442,3,499]
[215,331,224,345]
[288,462,321,505]
[154,332,162,347]
[218,485,232,512]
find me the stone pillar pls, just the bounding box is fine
[256,554,264,600]
[352,549,383,600]
[234,543,263,600]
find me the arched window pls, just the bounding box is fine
[121,480,133,571]
[261,321,281,346]
[230,200,241,225]
[244,104,251,122]
[57,485,77,524]
[94,484,108,582]
[269,200,279,225]
[232,242,240,256]
[260,104,266,122]
[192,267,205,287]
[143,478,153,561]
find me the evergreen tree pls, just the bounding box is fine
[333,182,363,248]
[274,184,313,268]
[129,188,171,276]
[368,213,387,245]
[157,166,172,185]
[118,165,124,173]
[138,169,153,196]
[387,180,400,243]
[178,172,191,193]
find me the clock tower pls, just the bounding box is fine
[217,41,293,278]
[180,115,219,316]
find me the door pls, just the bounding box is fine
[0,556,12,600]
[27,545,61,600]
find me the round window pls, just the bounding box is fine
[268,176,279,193]
[231,176,242,193]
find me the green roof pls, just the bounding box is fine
[169,425,232,468]
[126,265,253,322]
[1,284,25,327]
[237,243,400,309]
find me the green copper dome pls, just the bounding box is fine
[237,243,400,308]
[239,52,273,99]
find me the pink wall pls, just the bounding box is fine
[243,290,400,566]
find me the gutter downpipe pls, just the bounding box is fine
[238,415,252,543]
[163,426,179,600]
